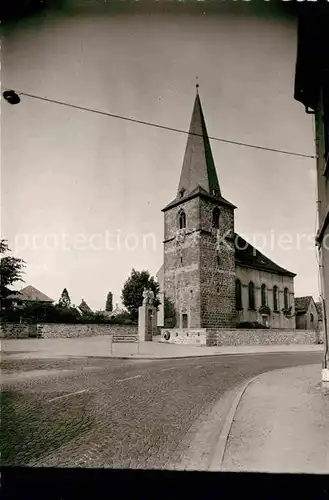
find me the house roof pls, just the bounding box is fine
[78,299,92,313]
[315,301,323,321]
[8,285,54,303]
[234,234,296,278]
[295,296,313,314]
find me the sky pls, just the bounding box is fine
[2,6,319,310]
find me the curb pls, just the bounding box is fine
[1,348,322,361]
[81,348,323,360]
[208,374,259,471]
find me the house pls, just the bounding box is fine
[8,285,54,308]
[78,299,92,314]
[294,3,329,366]
[295,296,320,330]
[157,89,296,330]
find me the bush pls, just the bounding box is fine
[108,312,137,326]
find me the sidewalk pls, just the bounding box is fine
[0,335,324,360]
[221,364,329,474]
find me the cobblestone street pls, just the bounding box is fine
[1,352,322,469]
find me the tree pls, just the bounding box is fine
[121,269,160,319]
[0,240,25,308]
[57,288,71,309]
[105,291,113,312]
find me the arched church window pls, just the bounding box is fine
[273,286,279,312]
[178,210,186,230]
[179,188,185,199]
[212,207,220,229]
[284,287,289,309]
[310,313,314,323]
[261,284,267,307]
[248,282,255,310]
[236,279,243,310]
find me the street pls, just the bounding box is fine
[1,351,322,469]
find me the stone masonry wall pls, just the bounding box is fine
[164,197,201,328]
[199,198,236,328]
[1,323,137,339]
[160,327,323,346]
[0,323,38,338]
[206,328,323,346]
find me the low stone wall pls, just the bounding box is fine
[160,327,323,346]
[160,329,207,345]
[207,328,323,346]
[0,323,137,339]
[0,323,38,339]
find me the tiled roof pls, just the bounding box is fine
[8,285,53,303]
[295,296,312,313]
[78,299,92,313]
[234,234,296,278]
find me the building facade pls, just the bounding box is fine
[158,90,296,330]
[295,296,320,331]
[294,3,329,367]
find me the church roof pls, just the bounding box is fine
[178,91,221,197]
[295,296,313,314]
[8,285,54,302]
[163,90,235,212]
[234,234,296,278]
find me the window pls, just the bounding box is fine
[273,286,279,312]
[212,207,220,229]
[236,279,243,310]
[182,314,188,329]
[178,210,186,229]
[248,282,255,310]
[261,284,267,307]
[179,188,186,198]
[284,288,289,310]
[310,313,314,323]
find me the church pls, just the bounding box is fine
[157,89,296,330]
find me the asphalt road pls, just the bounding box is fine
[1,351,322,469]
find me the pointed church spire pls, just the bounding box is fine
[177,89,221,199]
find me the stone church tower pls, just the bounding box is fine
[162,89,237,329]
